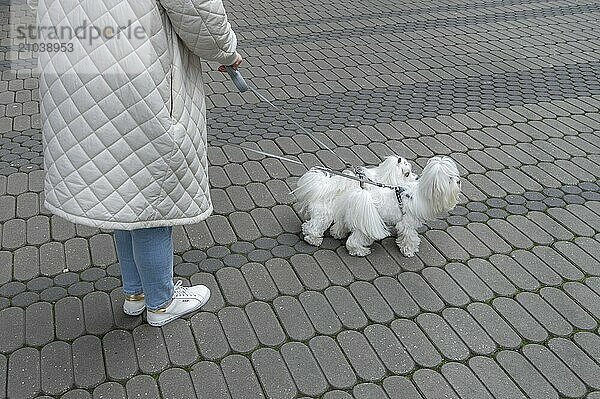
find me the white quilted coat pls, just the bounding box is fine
[38,0,237,229]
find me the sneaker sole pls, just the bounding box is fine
[147,290,210,327]
[123,306,145,316]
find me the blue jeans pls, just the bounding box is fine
[113,226,174,311]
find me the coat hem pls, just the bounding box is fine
[44,201,214,231]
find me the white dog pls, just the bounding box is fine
[331,156,461,257]
[292,156,416,246]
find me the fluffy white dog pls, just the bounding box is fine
[331,156,461,257]
[293,156,416,246]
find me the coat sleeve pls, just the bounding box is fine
[158,0,238,65]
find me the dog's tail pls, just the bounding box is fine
[337,188,389,240]
[291,169,332,212]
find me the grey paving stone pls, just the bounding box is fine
[53,298,85,343]
[493,297,548,343]
[0,251,11,285]
[273,295,315,341]
[497,350,558,399]
[540,287,597,331]
[523,344,587,399]
[297,291,341,336]
[245,301,285,347]
[564,282,600,319]
[442,307,496,356]
[548,338,600,390]
[50,215,76,241]
[64,237,91,272]
[191,312,230,361]
[0,306,24,353]
[352,383,390,399]
[422,267,469,307]
[466,258,516,296]
[218,306,259,353]
[7,347,40,399]
[61,389,92,399]
[126,375,160,399]
[517,292,572,337]
[391,319,442,368]
[313,249,353,286]
[241,262,278,301]
[184,223,215,249]
[398,272,444,312]
[27,215,50,245]
[16,192,38,218]
[413,369,458,399]
[190,272,225,312]
[338,330,386,382]
[221,355,266,399]
[40,242,66,276]
[365,243,401,276]
[189,361,231,399]
[162,319,199,367]
[349,280,395,324]
[206,216,237,245]
[487,219,533,249]
[489,254,540,291]
[323,391,352,399]
[2,218,25,249]
[0,196,16,223]
[425,230,469,261]
[7,172,28,195]
[554,241,600,276]
[309,335,356,390]
[216,267,253,306]
[324,285,368,330]
[158,368,197,399]
[289,253,329,291]
[532,246,583,280]
[40,341,73,396]
[25,302,53,347]
[89,234,117,266]
[416,313,469,361]
[383,376,423,399]
[0,354,5,399]
[441,362,493,399]
[512,249,562,286]
[281,342,327,397]
[469,356,526,399]
[573,332,600,365]
[373,276,419,318]
[251,348,297,399]
[445,262,494,302]
[72,335,105,389]
[82,291,113,335]
[467,302,521,349]
[229,211,261,241]
[13,245,38,281]
[337,246,380,278]
[364,324,414,375]
[102,330,138,381]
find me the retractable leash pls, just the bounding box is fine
[224,66,354,170]
[212,139,400,190]
[220,67,409,204]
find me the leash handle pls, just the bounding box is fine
[225,66,248,92]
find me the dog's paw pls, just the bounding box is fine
[400,247,416,257]
[304,235,323,247]
[349,247,371,257]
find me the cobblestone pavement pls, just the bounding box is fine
[1,0,600,397]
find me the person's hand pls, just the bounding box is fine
[218,52,243,72]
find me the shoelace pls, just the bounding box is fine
[173,280,194,297]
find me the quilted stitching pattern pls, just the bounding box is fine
[38,0,236,229]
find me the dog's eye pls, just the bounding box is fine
[405,172,409,177]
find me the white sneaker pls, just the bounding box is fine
[123,293,146,316]
[146,280,210,327]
